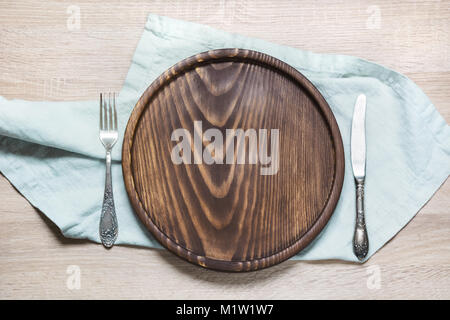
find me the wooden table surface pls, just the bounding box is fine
[0,0,449,299]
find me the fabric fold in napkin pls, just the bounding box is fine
[0,14,449,262]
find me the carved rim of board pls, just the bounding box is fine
[122,48,345,271]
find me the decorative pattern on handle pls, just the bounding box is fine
[99,151,118,248]
[353,179,369,260]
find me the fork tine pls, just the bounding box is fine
[108,93,113,131]
[99,93,103,130]
[113,93,118,131]
[103,95,108,131]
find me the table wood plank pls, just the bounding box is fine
[0,0,449,299]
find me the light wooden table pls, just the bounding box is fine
[0,0,449,300]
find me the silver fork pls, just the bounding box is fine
[99,92,118,248]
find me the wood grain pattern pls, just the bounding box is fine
[0,0,449,298]
[122,49,344,271]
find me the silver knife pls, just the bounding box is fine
[351,94,369,260]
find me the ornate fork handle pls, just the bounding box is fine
[353,178,369,260]
[100,150,118,248]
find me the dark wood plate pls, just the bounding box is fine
[122,49,344,271]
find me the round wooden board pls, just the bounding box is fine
[122,49,344,272]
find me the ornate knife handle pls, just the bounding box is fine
[353,178,369,260]
[99,151,118,248]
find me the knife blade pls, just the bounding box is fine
[351,94,369,260]
[351,94,366,179]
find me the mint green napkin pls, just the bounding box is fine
[0,14,449,262]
